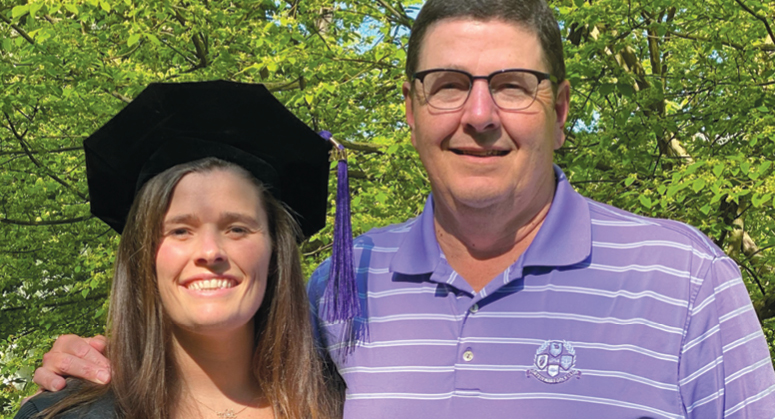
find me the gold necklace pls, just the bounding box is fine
[194,398,250,419]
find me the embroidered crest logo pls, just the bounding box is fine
[527,340,581,384]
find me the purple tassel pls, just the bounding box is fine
[319,130,364,353]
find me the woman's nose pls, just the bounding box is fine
[194,229,227,266]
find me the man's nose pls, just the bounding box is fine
[460,80,501,133]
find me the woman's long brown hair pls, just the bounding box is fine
[40,158,342,419]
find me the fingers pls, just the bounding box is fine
[33,334,111,390]
[85,335,107,354]
[55,334,110,370]
[32,366,67,392]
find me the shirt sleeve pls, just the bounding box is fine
[679,255,775,418]
[308,258,332,352]
[13,389,69,419]
[13,400,41,419]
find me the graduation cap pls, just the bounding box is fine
[84,80,363,349]
[84,80,330,238]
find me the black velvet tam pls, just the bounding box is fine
[84,80,331,237]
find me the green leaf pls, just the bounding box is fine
[684,161,705,176]
[667,182,689,198]
[624,177,636,187]
[100,1,111,12]
[94,307,106,319]
[64,3,79,14]
[692,178,706,193]
[599,84,615,96]
[713,163,724,177]
[752,193,769,208]
[617,83,635,97]
[700,204,711,215]
[574,0,585,7]
[29,3,43,18]
[12,5,30,18]
[127,33,141,47]
[146,34,161,46]
[639,195,652,208]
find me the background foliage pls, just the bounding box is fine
[1,0,773,416]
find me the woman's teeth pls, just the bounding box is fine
[187,279,236,290]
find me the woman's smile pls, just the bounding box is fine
[155,169,272,334]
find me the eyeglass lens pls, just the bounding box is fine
[420,70,540,110]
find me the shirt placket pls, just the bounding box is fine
[448,263,524,404]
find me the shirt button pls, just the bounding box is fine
[463,350,474,362]
[469,304,479,314]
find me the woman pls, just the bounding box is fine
[15,81,342,419]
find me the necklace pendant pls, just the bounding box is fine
[217,409,238,419]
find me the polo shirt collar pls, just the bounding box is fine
[521,165,591,268]
[390,165,591,275]
[389,194,440,275]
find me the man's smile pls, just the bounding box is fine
[450,148,510,157]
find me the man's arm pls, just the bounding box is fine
[679,256,775,417]
[32,334,111,392]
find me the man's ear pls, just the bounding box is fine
[553,79,571,150]
[402,81,417,147]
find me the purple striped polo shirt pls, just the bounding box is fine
[308,166,775,418]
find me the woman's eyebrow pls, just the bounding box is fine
[163,214,199,225]
[221,212,261,228]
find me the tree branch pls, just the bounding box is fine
[264,77,305,92]
[339,139,384,154]
[2,293,108,313]
[0,247,43,254]
[160,36,199,67]
[0,146,82,156]
[667,30,775,52]
[738,260,767,295]
[373,0,413,29]
[734,0,775,47]
[105,89,132,104]
[4,111,88,200]
[0,215,92,226]
[172,8,208,70]
[0,12,35,45]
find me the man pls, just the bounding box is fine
[31,0,775,417]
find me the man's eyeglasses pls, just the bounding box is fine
[411,68,558,111]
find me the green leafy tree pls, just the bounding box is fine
[1,0,773,416]
[552,0,775,352]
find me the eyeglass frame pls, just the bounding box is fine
[411,68,560,111]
